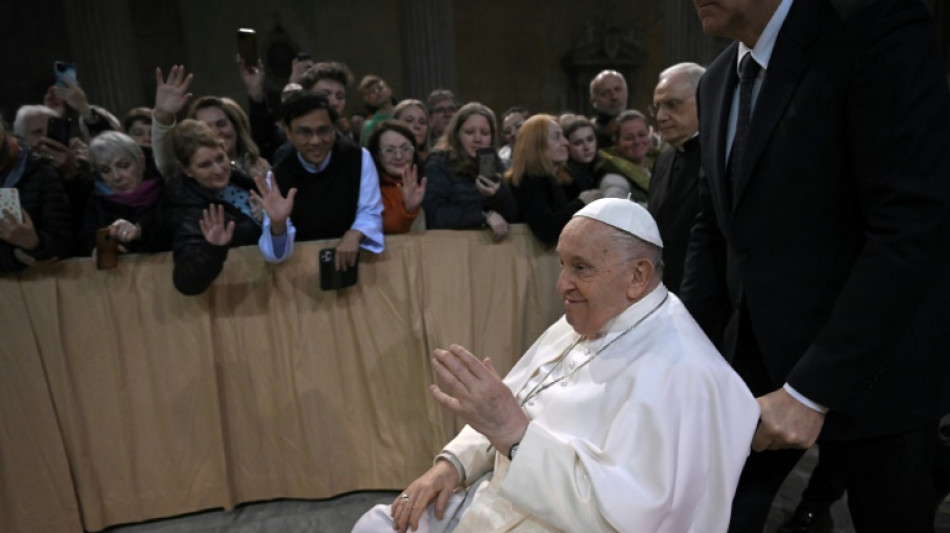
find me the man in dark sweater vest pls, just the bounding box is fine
[256,92,383,270]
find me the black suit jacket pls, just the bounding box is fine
[681,0,950,440]
[648,136,701,294]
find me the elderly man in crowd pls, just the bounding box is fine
[353,198,759,533]
[647,62,706,295]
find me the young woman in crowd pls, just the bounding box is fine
[595,109,652,203]
[187,96,270,180]
[422,102,518,240]
[559,114,599,193]
[507,114,601,247]
[77,131,170,256]
[151,66,269,183]
[392,99,429,161]
[366,120,427,234]
[164,119,261,295]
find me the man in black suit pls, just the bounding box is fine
[681,0,950,531]
[647,62,705,294]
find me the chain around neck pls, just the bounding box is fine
[518,292,669,407]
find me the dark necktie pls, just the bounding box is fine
[730,53,762,195]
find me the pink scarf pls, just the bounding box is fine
[104,177,163,208]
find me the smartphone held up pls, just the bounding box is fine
[237,28,258,67]
[53,61,77,88]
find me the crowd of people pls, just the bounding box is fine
[0,53,668,295]
[4,1,950,531]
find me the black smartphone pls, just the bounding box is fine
[476,148,497,181]
[46,116,72,145]
[53,61,77,88]
[319,247,359,291]
[237,28,258,67]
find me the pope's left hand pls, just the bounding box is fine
[752,387,825,452]
[430,344,528,456]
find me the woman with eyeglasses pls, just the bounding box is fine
[366,120,427,234]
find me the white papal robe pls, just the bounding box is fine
[355,285,759,533]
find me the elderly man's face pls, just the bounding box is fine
[21,114,49,148]
[556,217,637,336]
[652,74,698,148]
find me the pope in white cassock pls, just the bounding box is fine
[353,198,760,533]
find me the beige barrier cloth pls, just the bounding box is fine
[0,227,561,532]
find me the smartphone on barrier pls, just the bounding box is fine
[237,28,258,67]
[0,188,23,224]
[54,61,77,88]
[318,247,359,291]
[46,116,72,145]
[476,148,498,182]
[95,227,118,270]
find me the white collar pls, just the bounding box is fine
[593,283,669,337]
[736,0,794,74]
[297,150,332,174]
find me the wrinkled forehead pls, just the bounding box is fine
[558,217,612,254]
[594,73,626,91]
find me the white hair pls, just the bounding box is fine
[658,62,706,94]
[13,105,58,137]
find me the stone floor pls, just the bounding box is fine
[101,448,950,533]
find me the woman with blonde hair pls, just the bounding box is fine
[507,114,601,246]
[392,99,429,161]
[423,102,517,240]
[151,66,270,182]
[187,96,270,179]
[164,119,262,295]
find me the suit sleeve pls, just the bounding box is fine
[679,148,730,345]
[786,0,950,410]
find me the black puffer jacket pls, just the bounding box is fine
[0,147,74,272]
[164,170,261,295]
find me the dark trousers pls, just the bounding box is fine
[726,308,938,533]
[798,455,846,511]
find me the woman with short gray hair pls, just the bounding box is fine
[76,131,170,256]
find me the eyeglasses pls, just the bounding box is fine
[432,105,457,115]
[648,96,694,118]
[291,125,335,139]
[362,82,385,95]
[380,145,414,159]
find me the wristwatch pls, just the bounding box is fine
[507,442,520,460]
